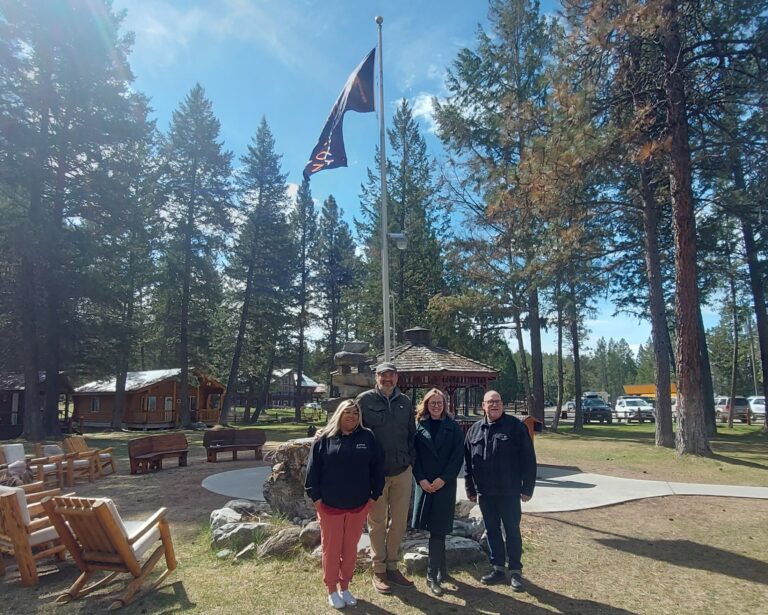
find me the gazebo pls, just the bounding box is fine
[378,328,498,416]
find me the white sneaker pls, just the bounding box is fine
[339,590,358,606]
[328,592,346,609]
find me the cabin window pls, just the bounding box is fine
[209,393,221,409]
[164,397,173,411]
[188,396,197,411]
[90,397,100,413]
[147,396,157,411]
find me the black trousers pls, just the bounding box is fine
[478,494,523,572]
[428,533,447,581]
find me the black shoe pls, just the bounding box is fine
[480,569,506,585]
[509,573,525,592]
[427,577,444,596]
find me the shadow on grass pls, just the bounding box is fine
[708,453,768,472]
[378,575,635,614]
[550,517,768,586]
[596,538,768,586]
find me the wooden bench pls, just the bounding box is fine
[128,433,189,475]
[203,429,266,463]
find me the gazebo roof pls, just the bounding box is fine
[376,328,498,376]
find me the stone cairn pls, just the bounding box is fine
[211,339,490,569]
[321,340,376,415]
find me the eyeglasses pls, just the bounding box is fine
[485,399,502,405]
[427,401,444,407]
[342,410,360,416]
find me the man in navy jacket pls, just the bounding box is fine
[464,390,537,591]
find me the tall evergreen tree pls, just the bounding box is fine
[290,179,317,421]
[0,0,138,437]
[158,84,233,428]
[315,195,357,388]
[219,118,290,424]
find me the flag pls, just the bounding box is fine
[303,48,376,180]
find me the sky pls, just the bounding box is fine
[114,0,718,356]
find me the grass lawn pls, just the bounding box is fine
[2,421,766,614]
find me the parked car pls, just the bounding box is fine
[582,397,612,424]
[748,396,765,421]
[614,397,655,423]
[714,396,751,423]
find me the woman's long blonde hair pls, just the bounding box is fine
[415,388,448,422]
[320,399,365,438]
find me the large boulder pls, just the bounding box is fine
[225,499,272,517]
[333,351,373,366]
[402,536,487,574]
[342,341,370,354]
[256,526,303,558]
[211,522,273,550]
[210,507,243,531]
[299,520,321,549]
[263,439,316,520]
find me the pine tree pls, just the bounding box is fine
[314,195,358,388]
[219,118,290,424]
[0,0,138,437]
[158,84,233,428]
[289,179,317,421]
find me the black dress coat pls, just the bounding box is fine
[411,416,465,535]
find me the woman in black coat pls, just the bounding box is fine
[412,388,465,596]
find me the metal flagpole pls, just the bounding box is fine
[376,15,391,361]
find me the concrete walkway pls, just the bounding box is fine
[201,464,768,513]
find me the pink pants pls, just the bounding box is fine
[317,505,368,592]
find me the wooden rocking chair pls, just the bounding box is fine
[63,436,117,477]
[0,482,68,586]
[41,496,176,610]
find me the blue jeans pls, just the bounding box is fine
[478,494,522,572]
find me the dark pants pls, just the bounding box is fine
[427,533,446,581]
[478,494,523,572]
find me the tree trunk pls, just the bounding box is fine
[510,301,532,411]
[178,165,198,429]
[220,248,257,425]
[638,163,674,447]
[736,204,768,433]
[528,288,545,422]
[569,281,584,432]
[726,247,739,429]
[696,306,717,435]
[112,253,136,430]
[255,350,276,420]
[550,289,564,433]
[661,0,710,455]
[243,375,255,423]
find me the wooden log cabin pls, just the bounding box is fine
[72,369,224,429]
[0,372,73,440]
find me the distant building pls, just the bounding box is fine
[268,368,322,407]
[72,368,224,429]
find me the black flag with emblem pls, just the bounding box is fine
[303,48,376,180]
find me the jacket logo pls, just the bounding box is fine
[356,443,367,449]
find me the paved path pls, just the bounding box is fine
[201,464,768,513]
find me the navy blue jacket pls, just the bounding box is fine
[304,427,385,510]
[464,413,537,499]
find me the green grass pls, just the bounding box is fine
[535,422,768,486]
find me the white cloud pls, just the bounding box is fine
[410,92,439,134]
[119,0,314,71]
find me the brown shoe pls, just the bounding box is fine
[387,569,414,587]
[372,571,392,594]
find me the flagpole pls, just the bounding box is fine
[376,15,391,362]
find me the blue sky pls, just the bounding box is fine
[114,0,717,355]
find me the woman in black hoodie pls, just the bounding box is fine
[305,399,385,609]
